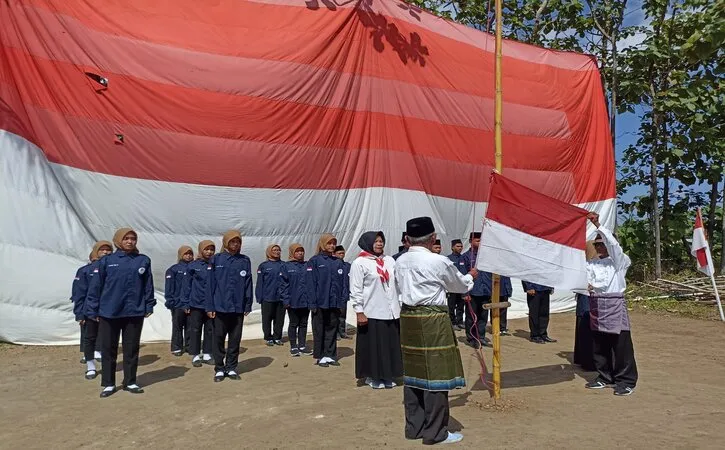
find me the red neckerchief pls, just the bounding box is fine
[358,251,389,286]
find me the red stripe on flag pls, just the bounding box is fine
[485,173,589,250]
[696,247,709,269]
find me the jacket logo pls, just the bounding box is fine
[138,267,146,275]
[240,270,247,276]
[337,269,343,275]
[306,267,313,272]
[166,275,172,279]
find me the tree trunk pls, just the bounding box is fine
[651,110,662,279]
[662,163,670,240]
[708,175,719,241]
[721,179,725,274]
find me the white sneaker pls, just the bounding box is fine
[94,351,102,360]
[438,432,463,444]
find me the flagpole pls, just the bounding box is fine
[490,0,504,400]
[708,274,725,321]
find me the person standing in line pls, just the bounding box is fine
[257,244,285,346]
[181,240,216,367]
[446,239,466,330]
[462,232,491,348]
[280,244,312,356]
[521,281,556,344]
[307,233,345,367]
[206,230,253,382]
[395,217,475,445]
[165,246,193,356]
[71,240,112,378]
[86,228,155,398]
[585,212,638,396]
[497,276,513,336]
[392,232,409,260]
[431,239,442,254]
[334,245,352,340]
[351,231,402,389]
[574,240,598,371]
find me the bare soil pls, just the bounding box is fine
[1,312,724,449]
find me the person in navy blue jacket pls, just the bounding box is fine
[392,232,409,260]
[181,240,216,367]
[280,243,311,356]
[497,276,513,335]
[206,230,253,382]
[165,245,193,356]
[446,239,466,329]
[334,245,352,340]
[522,281,556,344]
[71,240,112,378]
[257,244,285,346]
[462,232,492,348]
[307,233,346,367]
[86,228,156,398]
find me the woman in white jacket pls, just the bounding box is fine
[351,231,402,389]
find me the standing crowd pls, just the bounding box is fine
[70,212,638,444]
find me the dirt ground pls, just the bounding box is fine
[2,311,724,449]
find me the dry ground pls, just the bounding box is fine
[1,311,724,449]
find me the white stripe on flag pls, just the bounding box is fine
[476,220,587,290]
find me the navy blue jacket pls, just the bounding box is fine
[522,281,553,293]
[71,262,96,321]
[306,252,345,310]
[340,261,351,303]
[255,260,284,303]
[462,249,513,297]
[447,252,467,276]
[181,259,212,310]
[85,250,156,319]
[164,261,189,310]
[206,252,254,314]
[392,248,408,260]
[280,260,308,309]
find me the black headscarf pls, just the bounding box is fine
[358,231,386,256]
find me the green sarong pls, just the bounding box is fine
[400,304,465,391]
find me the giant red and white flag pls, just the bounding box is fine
[691,208,714,276]
[476,174,590,290]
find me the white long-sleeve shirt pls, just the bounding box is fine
[587,227,631,295]
[395,246,475,307]
[349,255,399,320]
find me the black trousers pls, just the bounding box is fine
[498,296,509,331]
[79,322,86,352]
[261,302,285,341]
[338,304,348,336]
[287,307,310,349]
[99,316,144,388]
[447,293,465,325]
[592,330,638,388]
[213,313,244,373]
[404,386,449,445]
[574,313,595,371]
[465,295,489,343]
[188,308,213,356]
[312,308,339,360]
[170,308,190,352]
[83,319,101,363]
[527,291,551,339]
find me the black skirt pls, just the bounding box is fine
[574,313,595,371]
[355,318,403,381]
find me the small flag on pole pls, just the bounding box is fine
[690,208,725,321]
[475,173,590,290]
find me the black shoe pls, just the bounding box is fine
[500,330,511,336]
[123,385,144,394]
[542,336,558,343]
[274,340,284,346]
[290,348,301,357]
[299,347,313,355]
[481,339,493,347]
[227,372,241,380]
[192,359,203,368]
[465,340,480,349]
[100,387,116,398]
[80,356,86,364]
[266,340,275,347]
[530,337,545,344]
[85,370,98,380]
[613,385,635,396]
[328,360,341,367]
[203,358,214,366]
[172,351,182,357]
[317,361,329,368]
[214,372,225,382]
[585,379,613,389]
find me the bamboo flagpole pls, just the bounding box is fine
[490,0,504,400]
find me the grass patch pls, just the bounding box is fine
[629,297,720,321]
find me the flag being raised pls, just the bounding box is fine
[476,173,590,290]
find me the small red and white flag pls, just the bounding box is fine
[691,208,714,276]
[476,173,590,290]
